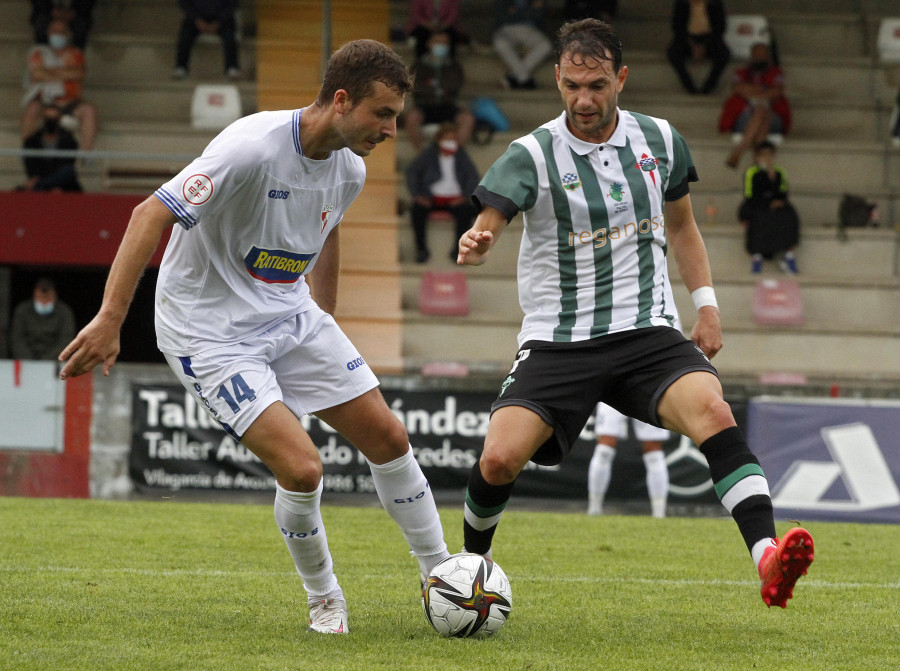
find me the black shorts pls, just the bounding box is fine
[491,326,718,466]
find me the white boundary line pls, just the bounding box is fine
[1,565,898,590]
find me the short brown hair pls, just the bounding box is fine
[315,39,413,107]
[557,19,623,73]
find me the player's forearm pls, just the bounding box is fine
[308,228,339,314]
[98,197,173,324]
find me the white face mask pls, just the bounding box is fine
[438,139,458,153]
[430,43,450,60]
[34,300,55,315]
[48,34,69,49]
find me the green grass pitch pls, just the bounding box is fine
[2,496,899,670]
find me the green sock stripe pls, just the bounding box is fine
[714,463,766,499]
[465,490,509,519]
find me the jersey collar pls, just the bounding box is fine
[555,108,626,155]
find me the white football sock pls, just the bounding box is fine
[588,444,616,504]
[274,481,340,598]
[751,537,778,570]
[643,450,669,518]
[367,448,449,576]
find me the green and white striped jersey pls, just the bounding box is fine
[474,109,698,347]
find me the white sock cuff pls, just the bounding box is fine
[751,537,777,569]
[643,450,666,469]
[366,447,416,474]
[275,480,323,516]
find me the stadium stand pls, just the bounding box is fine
[0,0,898,386]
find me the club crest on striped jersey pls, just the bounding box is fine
[607,182,626,202]
[635,153,659,186]
[561,172,581,191]
[244,246,316,284]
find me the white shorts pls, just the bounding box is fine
[594,403,670,442]
[164,309,379,438]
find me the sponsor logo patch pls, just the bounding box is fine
[244,246,316,284]
[183,174,214,205]
[268,189,290,199]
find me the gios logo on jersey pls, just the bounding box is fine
[244,246,316,284]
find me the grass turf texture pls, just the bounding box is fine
[2,497,898,670]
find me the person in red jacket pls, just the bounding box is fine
[719,42,791,169]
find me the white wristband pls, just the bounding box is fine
[691,286,718,310]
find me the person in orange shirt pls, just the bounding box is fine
[22,18,97,150]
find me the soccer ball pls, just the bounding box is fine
[423,553,512,638]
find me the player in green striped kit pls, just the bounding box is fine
[456,18,813,608]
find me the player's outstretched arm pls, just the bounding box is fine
[664,194,723,359]
[456,205,507,266]
[59,196,176,379]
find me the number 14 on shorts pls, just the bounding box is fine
[216,374,257,413]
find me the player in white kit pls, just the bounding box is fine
[59,40,449,634]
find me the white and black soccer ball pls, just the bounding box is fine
[423,553,512,638]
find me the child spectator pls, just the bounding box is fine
[739,141,800,274]
[406,122,480,263]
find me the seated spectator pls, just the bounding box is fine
[30,0,95,49]
[739,141,800,274]
[10,277,76,361]
[719,42,790,168]
[406,122,480,263]
[407,0,468,60]
[173,0,241,80]
[564,0,617,24]
[21,18,97,150]
[405,30,476,153]
[493,0,552,90]
[20,103,82,192]
[666,0,730,95]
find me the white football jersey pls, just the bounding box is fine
[153,109,365,355]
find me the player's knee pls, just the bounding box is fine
[278,459,323,492]
[363,415,410,463]
[699,396,736,434]
[478,450,519,486]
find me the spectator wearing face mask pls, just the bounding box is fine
[21,18,97,150]
[718,42,791,168]
[30,0,95,49]
[10,277,76,361]
[404,30,476,153]
[406,122,480,263]
[406,0,469,60]
[20,103,82,192]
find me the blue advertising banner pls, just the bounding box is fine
[747,397,900,524]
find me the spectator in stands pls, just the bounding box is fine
[173,0,241,80]
[493,0,553,90]
[739,141,800,274]
[21,18,97,151]
[30,0,95,49]
[407,0,468,60]
[405,29,476,153]
[20,103,82,192]
[564,0,617,24]
[666,0,730,95]
[719,42,790,168]
[10,277,76,361]
[406,122,480,263]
